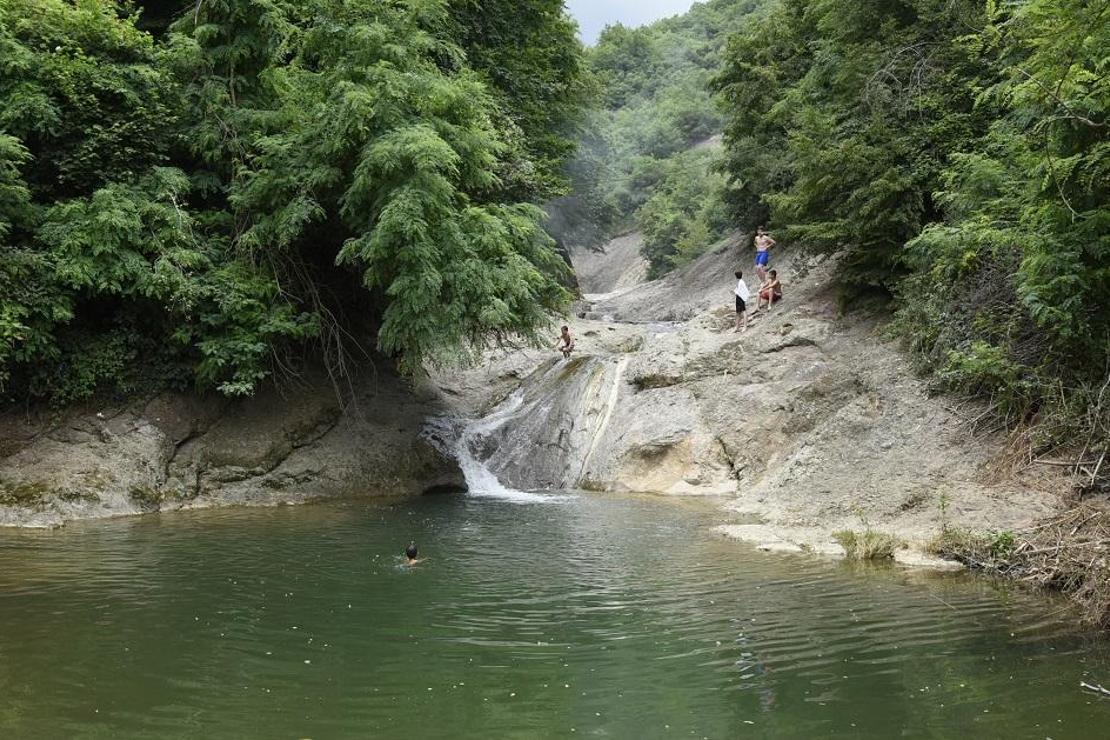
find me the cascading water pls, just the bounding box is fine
[445,386,575,504]
[428,354,628,502]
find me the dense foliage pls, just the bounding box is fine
[0,0,588,403]
[713,0,1109,457]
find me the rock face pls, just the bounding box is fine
[0,370,464,527]
[437,232,1060,549]
[570,232,649,297]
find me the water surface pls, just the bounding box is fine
[2,493,1109,738]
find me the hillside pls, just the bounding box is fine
[550,0,765,274]
[438,233,1063,561]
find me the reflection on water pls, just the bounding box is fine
[2,493,1109,738]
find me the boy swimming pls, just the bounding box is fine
[404,542,423,566]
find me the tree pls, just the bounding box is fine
[447,0,593,201]
[0,0,586,405]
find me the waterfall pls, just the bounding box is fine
[450,388,575,504]
[428,353,628,502]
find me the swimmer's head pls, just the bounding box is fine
[405,542,418,560]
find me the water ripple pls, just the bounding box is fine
[2,495,1108,738]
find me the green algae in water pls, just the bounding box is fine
[2,493,1109,738]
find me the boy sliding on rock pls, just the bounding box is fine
[734,270,751,332]
[555,325,575,358]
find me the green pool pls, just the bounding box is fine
[2,492,1108,738]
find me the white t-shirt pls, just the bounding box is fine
[735,279,750,302]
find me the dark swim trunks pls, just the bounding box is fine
[735,295,746,313]
[755,251,769,267]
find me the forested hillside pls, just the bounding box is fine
[551,0,764,276]
[2,0,1106,468]
[564,0,1108,465]
[0,0,588,404]
[713,0,1108,465]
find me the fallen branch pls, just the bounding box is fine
[1090,450,1107,487]
[1081,681,1110,697]
[1033,458,1100,468]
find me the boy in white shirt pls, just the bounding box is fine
[734,270,751,332]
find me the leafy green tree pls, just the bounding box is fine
[895,0,1109,449]
[0,0,585,405]
[591,24,661,108]
[180,0,573,372]
[714,0,991,287]
[0,0,194,401]
[447,0,593,201]
[637,149,731,276]
[0,0,176,199]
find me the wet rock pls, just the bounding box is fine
[893,550,966,570]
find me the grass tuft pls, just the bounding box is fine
[833,529,901,560]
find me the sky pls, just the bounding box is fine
[565,0,698,45]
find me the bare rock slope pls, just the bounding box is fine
[440,233,1059,552]
[570,232,649,296]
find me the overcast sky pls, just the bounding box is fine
[565,0,698,45]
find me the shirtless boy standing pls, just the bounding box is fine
[754,226,775,281]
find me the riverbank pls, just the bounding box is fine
[0,230,1079,572]
[0,368,463,528]
[434,231,1070,569]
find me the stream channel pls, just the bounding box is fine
[2,410,1110,737]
